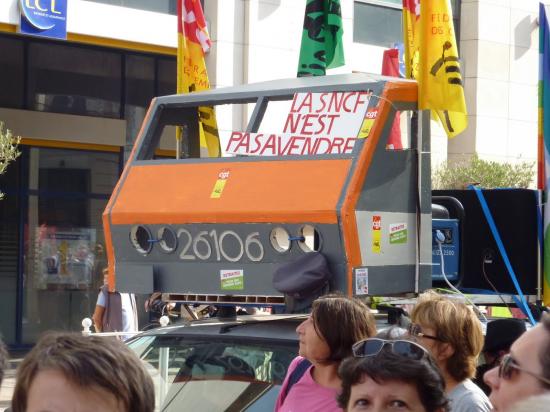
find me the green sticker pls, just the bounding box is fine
[389,223,407,244]
[220,270,244,291]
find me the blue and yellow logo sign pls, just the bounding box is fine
[19,0,68,40]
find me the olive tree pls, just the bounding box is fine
[432,154,535,189]
[0,121,21,199]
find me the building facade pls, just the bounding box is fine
[0,0,540,347]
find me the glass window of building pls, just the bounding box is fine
[22,147,120,344]
[125,54,155,112]
[354,1,461,48]
[0,159,21,345]
[0,36,24,109]
[158,58,177,96]
[354,1,402,48]
[87,0,177,14]
[28,43,122,118]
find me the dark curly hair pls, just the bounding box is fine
[337,344,449,412]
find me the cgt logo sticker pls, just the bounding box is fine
[210,169,230,199]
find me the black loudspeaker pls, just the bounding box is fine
[432,189,540,295]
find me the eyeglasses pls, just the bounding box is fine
[407,323,442,342]
[352,338,429,360]
[498,354,550,386]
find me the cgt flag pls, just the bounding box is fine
[412,0,468,138]
[297,0,345,77]
[177,0,220,157]
[539,2,550,305]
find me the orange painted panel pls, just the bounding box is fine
[110,159,352,224]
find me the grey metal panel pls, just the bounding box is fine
[353,264,428,296]
[418,110,432,269]
[156,74,415,107]
[246,96,269,133]
[355,211,417,266]
[111,223,349,295]
[354,109,416,213]
[335,83,386,213]
[117,264,154,293]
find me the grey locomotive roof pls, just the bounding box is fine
[154,72,416,107]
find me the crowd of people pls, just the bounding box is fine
[275,292,550,412]
[0,291,548,411]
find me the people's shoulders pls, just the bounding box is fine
[449,379,491,412]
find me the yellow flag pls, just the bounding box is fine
[417,0,468,138]
[403,0,420,80]
[177,0,220,157]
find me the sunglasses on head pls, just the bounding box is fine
[407,323,442,342]
[498,354,550,386]
[352,338,429,360]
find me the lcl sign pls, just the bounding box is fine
[18,0,68,40]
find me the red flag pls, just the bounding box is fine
[382,49,403,150]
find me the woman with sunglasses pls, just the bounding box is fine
[338,338,448,412]
[409,291,491,412]
[275,294,376,412]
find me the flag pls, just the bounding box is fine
[417,0,467,138]
[297,0,345,77]
[177,0,220,157]
[404,0,468,138]
[539,2,550,305]
[381,48,403,149]
[402,0,420,80]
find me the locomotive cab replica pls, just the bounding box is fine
[103,73,432,305]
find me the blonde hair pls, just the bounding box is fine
[411,290,483,382]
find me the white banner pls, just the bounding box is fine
[225,91,371,156]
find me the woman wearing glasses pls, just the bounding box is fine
[409,291,491,412]
[338,338,448,412]
[275,294,376,412]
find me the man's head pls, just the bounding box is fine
[12,332,154,412]
[482,318,526,366]
[409,290,484,383]
[484,313,550,412]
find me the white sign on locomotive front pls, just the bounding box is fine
[225,91,371,156]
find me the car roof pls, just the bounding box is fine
[133,312,396,342]
[134,314,307,343]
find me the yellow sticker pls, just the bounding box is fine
[211,169,230,199]
[358,108,377,139]
[372,215,381,254]
[372,230,381,254]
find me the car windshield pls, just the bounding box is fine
[129,334,297,412]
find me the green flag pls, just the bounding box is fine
[297,0,345,77]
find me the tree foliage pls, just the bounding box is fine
[0,121,21,200]
[432,154,535,190]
